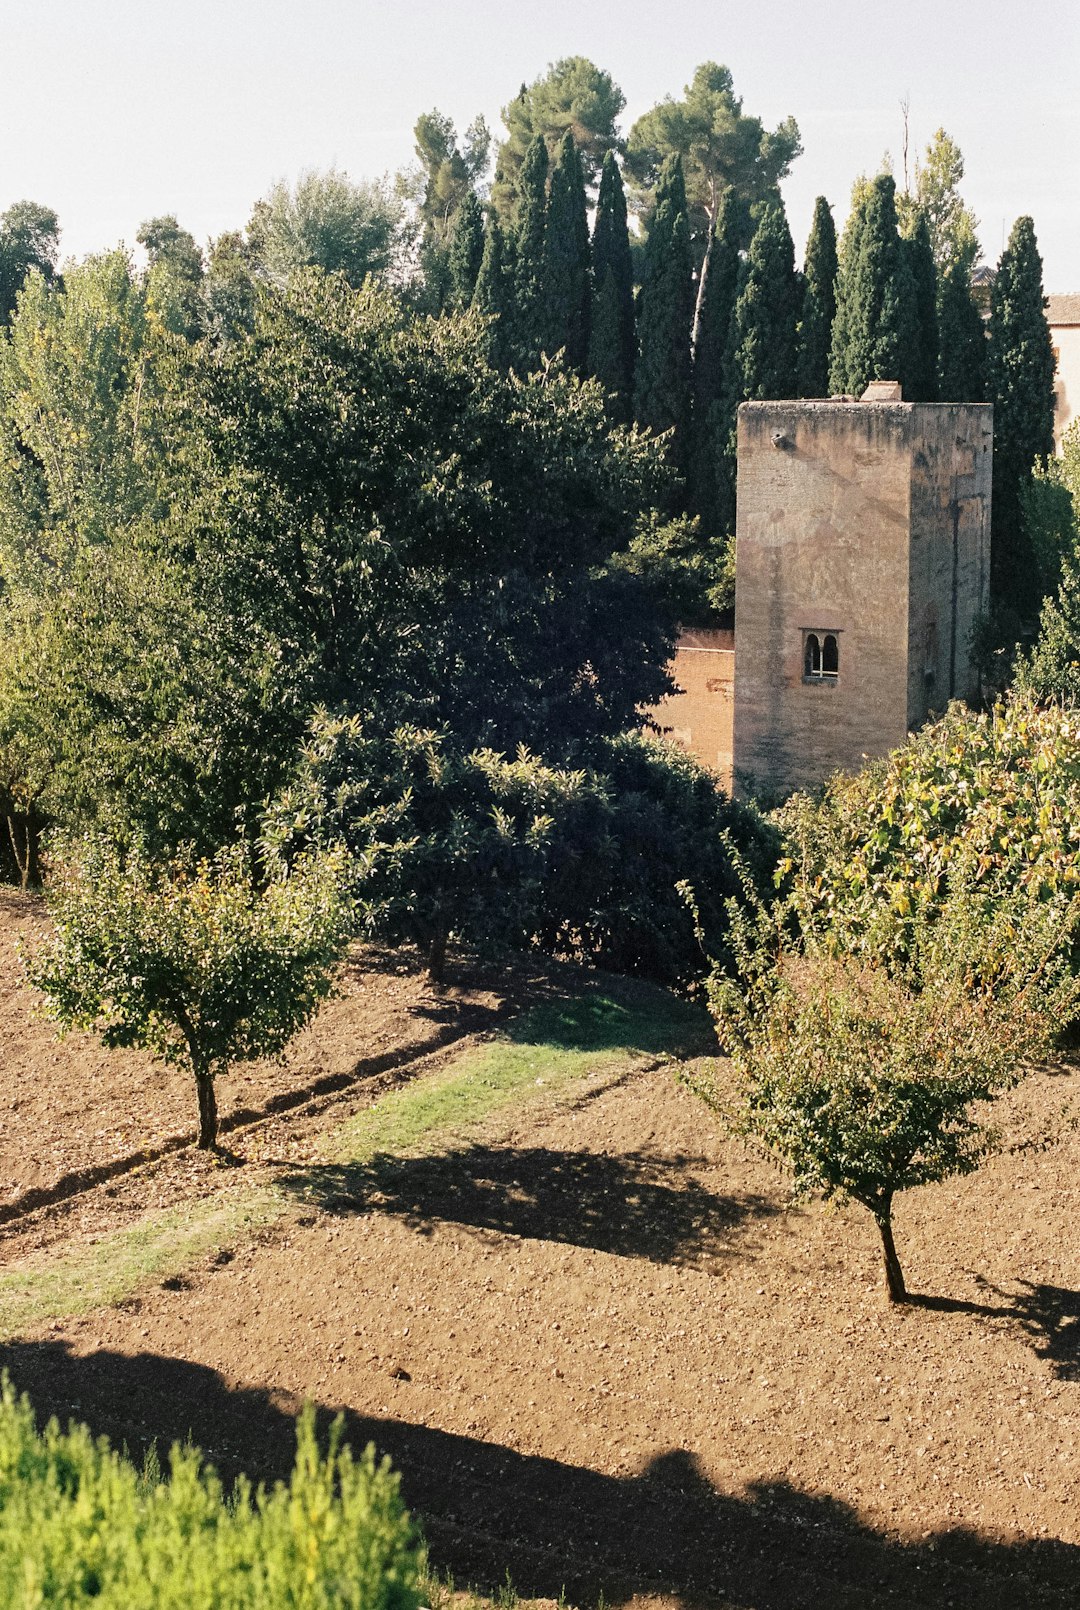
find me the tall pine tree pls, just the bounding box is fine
[689,189,742,531]
[588,150,635,419]
[513,134,550,371]
[796,196,838,397]
[448,191,485,309]
[829,174,919,398]
[472,214,516,368]
[900,209,939,401]
[634,154,694,471]
[988,216,1056,614]
[937,260,985,401]
[729,199,800,401]
[545,132,591,372]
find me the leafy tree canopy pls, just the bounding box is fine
[492,57,625,214]
[248,168,406,287]
[0,200,60,323]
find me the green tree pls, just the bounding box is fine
[492,57,624,214]
[202,229,259,342]
[410,109,490,310]
[914,128,980,278]
[588,150,636,419]
[138,213,205,339]
[471,213,516,366]
[512,133,550,369]
[544,132,591,371]
[796,196,838,398]
[31,837,350,1148]
[251,167,405,287]
[447,189,485,308]
[634,154,694,469]
[0,200,59,323]
[697,874,1076,1301]
[625,63,801,347]
[828,173,918,398]
[936,257,986,401]
[900,208,938,401]
[689,189,742,535]
[988,216,1057,613]
[729,198,799,403]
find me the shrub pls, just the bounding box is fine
[0,1374,422,1608]
[29,837,351,1147]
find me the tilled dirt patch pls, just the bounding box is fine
[6,1061,1080,1609]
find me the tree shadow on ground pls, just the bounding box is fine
[276,1143,778,1273]
[912,1279,1080,1383]
[1,1337,1076,1610]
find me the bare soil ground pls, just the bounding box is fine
[2,892,1080,1608]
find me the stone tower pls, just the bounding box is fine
[731,394,992,798]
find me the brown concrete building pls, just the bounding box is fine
[731,395,992,798]
[650,392,993,799]
[1048,293,1080,450]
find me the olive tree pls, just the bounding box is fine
[30,838,350,1148]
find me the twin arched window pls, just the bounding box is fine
[804,631,839,680]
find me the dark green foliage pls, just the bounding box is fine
[0,200,59,323]
[796,197,838,397]
[588,151,636,417]
[138,214,205,340]
[690,190,741,533]
[988,216,1057,614]
[266,715,777,989]
[610,512,735,623]
[513,134,550,370]
[729,199,799,402]
[828,175,918,398]
[1017,556,1080,706]
[900,210,938,401]
[201,230,258,343]
[0,1377,422,1608]
[634,155,694,469]
[471,213,516,365]
[545,132,591,372]
[936,259,986,401]
[447,190,485,308]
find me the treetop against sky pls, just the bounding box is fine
[2,0,1077,285]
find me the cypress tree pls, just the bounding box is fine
[513,133,549,370]
[448,191,485,309]
[988,216,1057,613]
[796,196,838,397]
[472,214,516,368]
[829,174,918,397]
[588,150,635,419]
[634,154,694,471]
[544,132,591,372]
[729,199,800,401]
[901,209,939,401]
[937,260,986,401]
[689,189,741,531]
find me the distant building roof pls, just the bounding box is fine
[1047,293,1080,326]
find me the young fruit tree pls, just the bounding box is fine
[692,874,1080,1302]
[29,837,351,1148]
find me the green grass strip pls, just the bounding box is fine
[0,986,708,1338]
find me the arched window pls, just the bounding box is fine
[822,633,839,676]
[803,629,840,682]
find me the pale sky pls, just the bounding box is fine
[2,0,1077,286]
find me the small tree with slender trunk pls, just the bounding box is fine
[29,837,350,1149]
[691,870,1080,1302]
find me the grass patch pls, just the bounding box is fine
[0,1191,279,1341]
[0,983,708,1337]
[330,984,709,1164]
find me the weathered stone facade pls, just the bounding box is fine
[647,628,734,792]
[731,398,992,798]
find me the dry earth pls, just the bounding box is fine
[1,893,1079,1608]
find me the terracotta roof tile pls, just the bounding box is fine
[1047,293,1080,326]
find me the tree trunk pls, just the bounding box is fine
[195,1062,218,1150]
[7,813,41,891]
[876,1212,908,1303]
[426,921,448,987]
[691,225,713,357]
